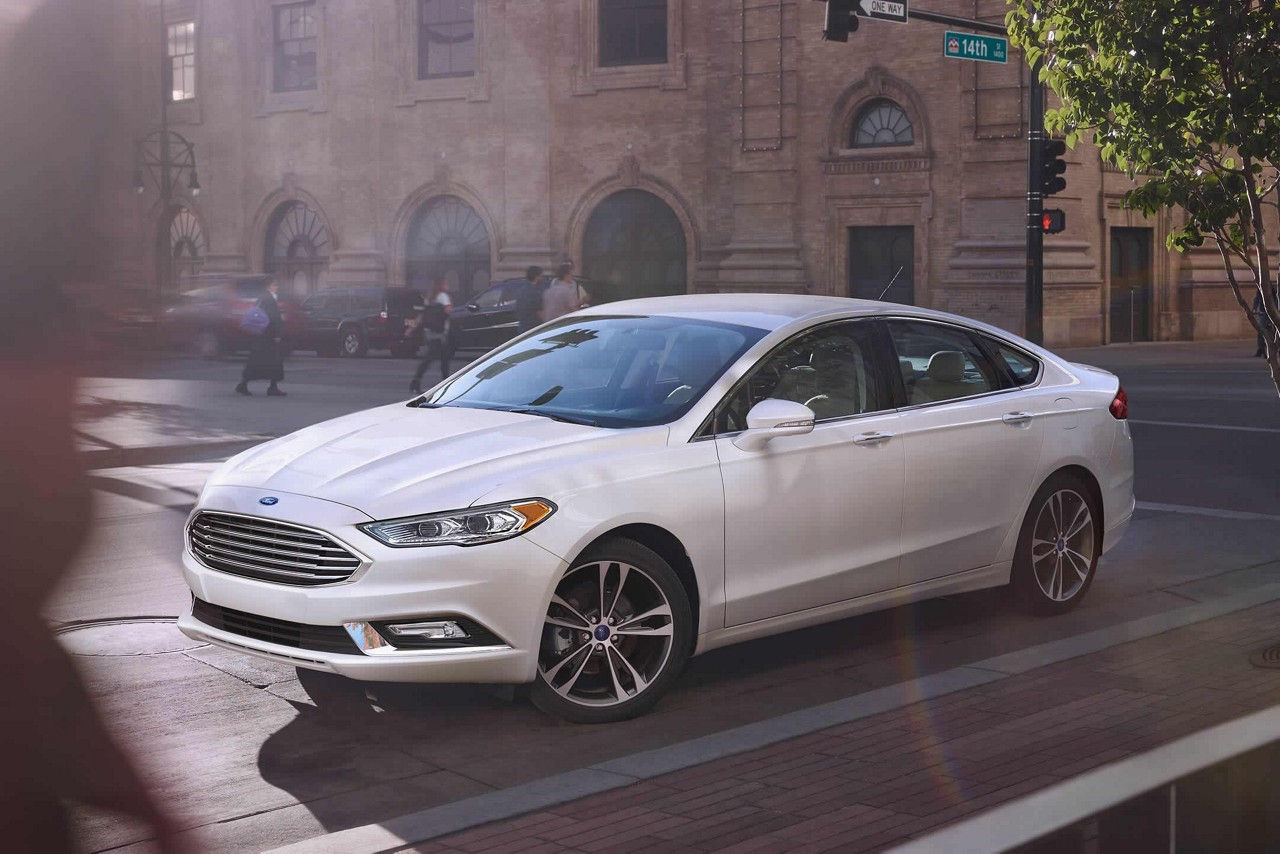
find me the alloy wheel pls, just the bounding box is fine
[342,329,363,356]
[1030,488,1096,602]
[538,560,675,708]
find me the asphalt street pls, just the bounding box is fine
[52,338,1280,852]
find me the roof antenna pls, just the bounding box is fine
[877,266,904,302]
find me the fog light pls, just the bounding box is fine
[386,620,469,640]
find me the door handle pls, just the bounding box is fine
[853,431,894,446]
[1002,412,1033,425]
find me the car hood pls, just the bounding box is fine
[207,403,668,519]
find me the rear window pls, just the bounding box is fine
[385,289,423,311]
[232,279,268,299]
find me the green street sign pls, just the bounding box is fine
[943,31,1008,64]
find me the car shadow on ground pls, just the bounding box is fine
[254,585,1022,834]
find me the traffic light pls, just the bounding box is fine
[823,0,858,42]
[1041,209,1066,234]
[1041,138,1067,196]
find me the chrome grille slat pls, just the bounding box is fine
[189,512,363,586]
[194,521,349,554]
[194,531,359,565]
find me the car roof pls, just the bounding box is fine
[573,293,953,332]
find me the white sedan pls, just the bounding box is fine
[178,294,1134,723]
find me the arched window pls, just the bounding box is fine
[264,200,330,295]
[582,189,686,304]
[406,195,491,301]
[850,98,913,148]
[169,207,205,287]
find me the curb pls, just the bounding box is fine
[81,437,271,470]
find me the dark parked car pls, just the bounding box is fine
[299,286,425,357]
[162,274,303,358]
[450,276,592,351]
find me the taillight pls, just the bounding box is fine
[1109,386,1128,420]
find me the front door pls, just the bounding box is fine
[717,320,905,626]
[887,319,1046,584]
[850,226,914,305]
[1110,227,1153,343]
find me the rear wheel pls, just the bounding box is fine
[531,538,692,723]
[339,325,367,358]
[1013,474,1101,614]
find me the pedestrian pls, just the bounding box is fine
[1253,289,1274,358]
[515,265,545,335]
[235,279,287,396]
[541,260,588,323]
[409,275,453,394]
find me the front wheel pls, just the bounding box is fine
[339,326,367,358]
[1013,474,1101,614]
[531,538,692,723]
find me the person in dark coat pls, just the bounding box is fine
[236,279,287,396]
[515,265,545,335]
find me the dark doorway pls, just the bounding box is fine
[1110,227,1153,342]
[581,189,687,305]
[849,226,914,305]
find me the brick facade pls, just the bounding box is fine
[102,0,1267,346]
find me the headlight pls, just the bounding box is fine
[358,499,556,548]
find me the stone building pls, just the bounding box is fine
[99,0,1260,346]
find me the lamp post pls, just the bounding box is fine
[133,0,200,298]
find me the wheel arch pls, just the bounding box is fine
[579,523,701,646]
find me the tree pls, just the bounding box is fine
[1006,0,1280,393]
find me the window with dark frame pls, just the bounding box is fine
[851,99,914,148]
[167,21,196,102]
[418,0,476,79]
[273,2,318,93]
[598,0,668,68]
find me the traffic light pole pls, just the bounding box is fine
[1026,58,1045,345]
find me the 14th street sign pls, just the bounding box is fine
[943,30,1008,63]
[855,0,908,24]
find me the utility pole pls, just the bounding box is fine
[1026,58,1044,345]
[158,0,172,299]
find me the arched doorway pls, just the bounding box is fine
[581,189,687,305]
[166,206,206,291]
[405,195,491,301]
[264,200,330,296]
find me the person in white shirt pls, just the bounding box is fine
[541,261,589,323]
[408,276,453,393]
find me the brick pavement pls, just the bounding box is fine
[410,600,1280,854]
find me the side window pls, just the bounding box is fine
[473,285,503,310]
[994,341,1040,386]
[714,322,890,433]
[887,320,1001,406]
[302,294,327,313]
[499,283,522,307]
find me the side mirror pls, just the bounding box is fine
[732,398,815,451]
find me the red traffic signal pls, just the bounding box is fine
[1041,209,1066,234]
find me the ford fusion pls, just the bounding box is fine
[178,294,1134,723]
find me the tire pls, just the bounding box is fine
[1012,473,1102,615]
[531,537,692,724]
[339,325,367,358]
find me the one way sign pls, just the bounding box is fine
[856,0,908,24]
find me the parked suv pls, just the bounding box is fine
[299,286,425,357]
[163,274,303,358]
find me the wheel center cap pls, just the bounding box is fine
[594,625,611,641]
[1056,538,1066,553]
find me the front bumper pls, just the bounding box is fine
[178,486,568,684]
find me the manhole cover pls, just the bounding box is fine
[55,617,206,657]
[1248,643,1280,670]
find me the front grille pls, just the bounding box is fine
[192,598,360,655]
[188,511,362,586]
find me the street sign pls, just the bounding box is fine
[855,0,907,25]
[943,30,1008,63]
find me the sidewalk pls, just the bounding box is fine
[399,598,1280,853]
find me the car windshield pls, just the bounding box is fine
[419,315,766,428]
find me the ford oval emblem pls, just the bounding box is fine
[259,496,279,506]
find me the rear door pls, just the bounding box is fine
[455,282,509,349]
[887,318,1047,585]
